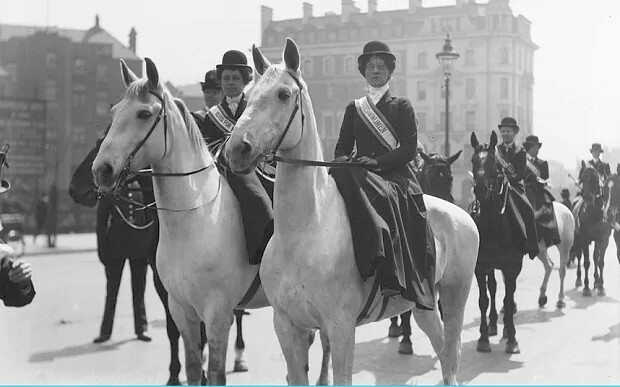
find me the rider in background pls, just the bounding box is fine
[496,117,540,259]
[192,69,223,131]
[584,143,611,181]
[560,189,572,210]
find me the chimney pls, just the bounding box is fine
[303,2,313,23]
[261,6,273,31]
[342,0,360,23]
[95,14,100,29]
[368,0,377,17]
[129,27,137,54]
[408,0,422,13]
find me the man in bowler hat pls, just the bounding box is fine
[192,69,224,133]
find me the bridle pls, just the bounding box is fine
[99,90,217,214]
[468,149,508,216]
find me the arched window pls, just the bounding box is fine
[343,55,355,74]
[323,56,335,76]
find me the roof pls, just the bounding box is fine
[0,23,140,60]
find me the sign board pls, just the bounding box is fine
[0,98,46,176]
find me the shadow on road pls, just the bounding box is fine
[592,322,620,343]
[456,339,525,384]
[463,307,564,333]
[29,339,134,363]
[565,289,618,310]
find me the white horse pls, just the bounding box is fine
[91,58,329,385]
[226,38,479,385]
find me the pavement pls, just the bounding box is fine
[0,237,619,385]
[20,233,97,257]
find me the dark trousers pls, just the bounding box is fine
[99,257,148,336]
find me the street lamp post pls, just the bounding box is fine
[436,34,460,156]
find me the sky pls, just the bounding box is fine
[1,0,619,168]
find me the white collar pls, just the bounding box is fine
[226,94,243,104]
[366,83,390,105]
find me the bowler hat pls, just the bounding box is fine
[358,41,396,63]
[498,117,519,133]
[200,70,221,90]
[590,143,604,153]
[216,50,252,72]
[523,135,542,148]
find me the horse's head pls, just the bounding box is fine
[470,131,499,202]
[92,58,201,191]
[579,161,603,204]
[226,38,307,174]
[610,163,620,209]
[419,150,461,200]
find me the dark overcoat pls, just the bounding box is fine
[524,157,561,247]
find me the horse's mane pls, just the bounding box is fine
[125,78,209,160]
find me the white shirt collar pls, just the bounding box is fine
[366,83,390,105]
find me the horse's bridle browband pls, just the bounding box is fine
[100,90,217,214]
[264,71,366,169]
[469,149,509,216]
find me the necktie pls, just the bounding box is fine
[226,95,242,116]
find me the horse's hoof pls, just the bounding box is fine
[488,325,498,337]
[398,341,413,355]
[505,341,521,354]
[556,300,566,309]
[503,327,508,339]
[538,295,548,307]
[500,306,504,314]
[166,377,181,386]
[597,288,606,297]
[316,377,329,386]
[234,360,249,373]
[575,278,583,287]
[476,340,492,353]
[388,325,403,338]
[583,287,592,297]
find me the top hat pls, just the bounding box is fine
[561,188,570,197]
[216,50,252,72]
[358,41,396,63]
[590,143,604,153]
[498,117,520,133]
[523,135,542,148]
[200,70,221,90]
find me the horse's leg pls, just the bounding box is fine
[168,298,203,386]
[502,263,523,354]
[274,311,311,385]
[596,238,609,296]
[398,310,413,355]
[388,316,402,338]
[583,241,592,296]
[411,301,445,361]
[487,271,498,337]
[324,320,356,386]
[202,311,233,385]
[475,268,491,352]
[316,330,331,386]
[575,241,583,287]
[152,270,182,385]
[557,239,571,309]
[436,280,472,385]
[615,230,620,265]
[233,310,249,372]
[537,242,554,307]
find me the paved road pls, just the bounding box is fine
[1,235,618,384]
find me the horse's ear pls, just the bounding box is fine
[419,151,431,162]
[470,132,479,149]
[252,44,271,76]
[283,38,300,73]
[120,59,138,88]
[490,131,498,149]
[144,57,160,89]
[448,150,463,165]
[581,160,586,170]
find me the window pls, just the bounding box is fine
[74,57,87,73]
[302,58,313,77]
[326,84,334,101]
[96,100,109,116]
[417,81,426,101]
[500,78,509,99]
[323,56,335,76]
[417,53,427,69]
[44,79,57,101]
[73,92,86,107]
[45,52,58,69]
[465,50,475,66]
[344,56,355,74]
[466,111,476,131]
[466,79,476,99]
[500,47,509,64]
[416,112,426,133]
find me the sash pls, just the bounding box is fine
[354,96,399,152]
[494,147,515,175]
[526,158,542,179]
[207,104,236,135]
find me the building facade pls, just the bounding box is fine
[0,17,142,231]
[259,0,537,207]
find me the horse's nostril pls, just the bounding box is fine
[241,139,252,156]
[102,163,114,179]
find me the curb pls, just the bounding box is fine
[25,248,97,257]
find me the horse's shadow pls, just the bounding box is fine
[353,337,438,385]
[462,307,564,333]
[456,339,524,384]
[150,318,167,329]
[565,288,619,310]
[592,322,620,343]
[29,339,134,363]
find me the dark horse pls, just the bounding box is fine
[69,136,248,385]
[470,131,524,354]
[387,149,462,355]
[571,161,612,297]
[610,164,620,266]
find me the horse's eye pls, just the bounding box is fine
[138,110,152,120]
[278,91,291,101]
